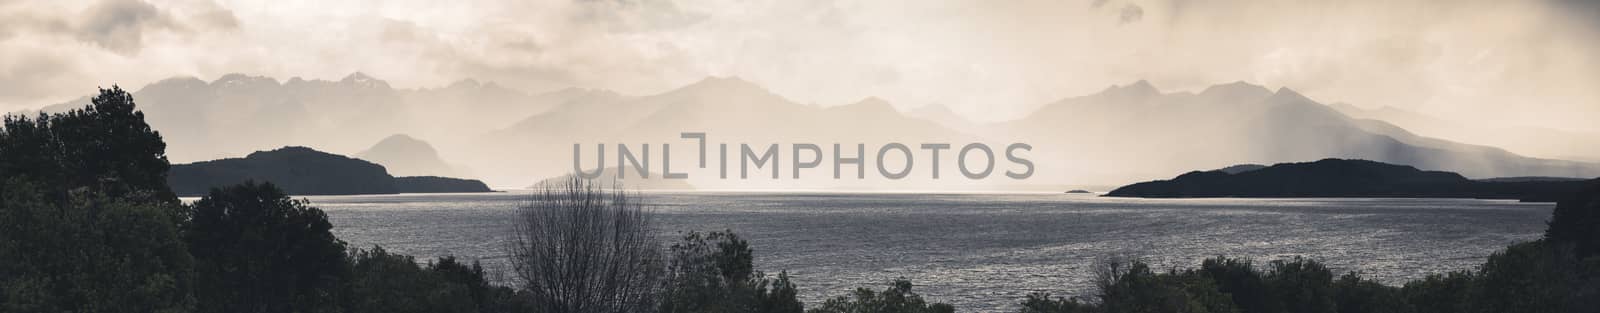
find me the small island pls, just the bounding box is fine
[1106,158,1591,202]
[169,146,492,196]
[1064,189,1094,194]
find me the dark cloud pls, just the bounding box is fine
[1118,3,1144,24]
[76,0,177,54]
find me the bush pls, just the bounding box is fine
[1262,257,1334,313]
[661,230,803,313]
[808,280,955,313]
[344,247,530,313]
[1400,271,1472,313]
[1094,258,1235,313]
[1197,257,1267,313]
[1330,272,1406,313]
[1018,293,1098,313]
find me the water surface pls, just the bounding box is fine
[309,192,1552,311]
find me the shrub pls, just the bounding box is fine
[808,279,955,313]
[661,230,803,313]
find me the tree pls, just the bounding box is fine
[1470,241,1575,313]
[509,178,665,313]
[661,230,803,313]
[1547,179,1600,258]
[807,280,955,313]
[1,87,194,312]
[0,179,195,313]
[184,181,349,313]
[0,86,175,205]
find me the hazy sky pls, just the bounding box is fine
[2,0,1597,131]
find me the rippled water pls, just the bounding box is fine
[308,192,1553,312]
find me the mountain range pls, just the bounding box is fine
[18,73,1599,189]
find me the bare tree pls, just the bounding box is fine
[510,177,665,313]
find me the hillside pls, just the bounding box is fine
[169,146,492,196]
[356,134,462,177]
[1106,159,1590,201]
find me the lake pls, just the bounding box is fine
[308,192,1552,312]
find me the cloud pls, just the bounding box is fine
[0,0,1597,133]
[77,0,178,54]
[1118,3,1143,24]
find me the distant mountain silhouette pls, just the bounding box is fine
[480,76,974,188]
[168,146,490,196]
[1327,102,1600,161]
[356,134,463,177]
[21,74,1600,189]
[1106,158,1590,202]
[906,103,977,132]
[28,73,596,164]
[530,167,695,191]
[1003,80,1600,184]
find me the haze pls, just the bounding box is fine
[3,0,1599,189]
[3,0,1597,129]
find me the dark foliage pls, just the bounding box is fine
[1197,257,1267,313]
[0,86,176,205]
[1547,179,1600,258]
[0,180,196,312]
[345,247,529,313]
[1022,180,1600,313]
[0,87,194,312]
[1330,272,1406,313]
[808,280,955,313]
[1018,293,1099,313]
[184,181,350,313]
[660,231,803,313]
[1400,271,1473,313]
[1093,259,1236,313]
